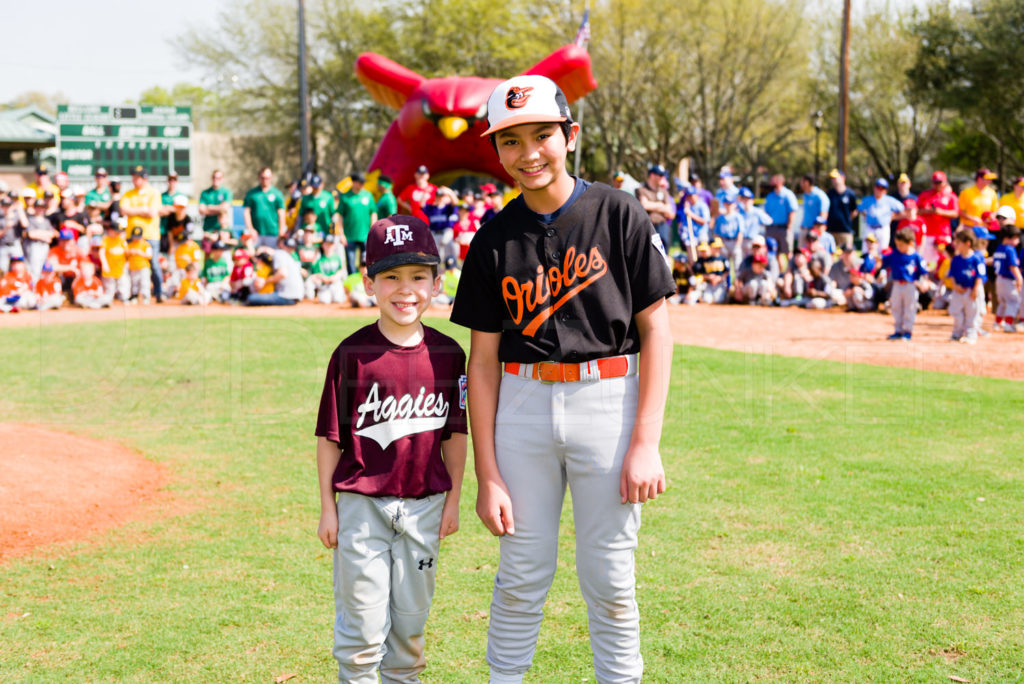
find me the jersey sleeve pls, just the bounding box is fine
[622,198,675,313]
[450,232,505,332]
[314,349,345,444]
[442,344,469,439]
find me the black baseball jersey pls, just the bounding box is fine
[450,181,674,363]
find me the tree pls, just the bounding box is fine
[138,83,225,131]
[908,0,1024,181]
[3,91,70,116]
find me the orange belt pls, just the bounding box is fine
[504,355,633,383]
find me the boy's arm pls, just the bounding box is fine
[316,436,343,548]
[468,330,514,536]
[439,432,467,539]
[621,297,671,504]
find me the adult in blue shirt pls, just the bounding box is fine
[738,187,771,257]
[799,174,830,247]
[858,178,905,249]
[763,173,799,256]
[714,168,740,217]
[826,169,859,250]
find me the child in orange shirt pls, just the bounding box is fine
[34,262,64,310]
[176,261,211,306]
[0,255,35,312]
[71,259,110,309]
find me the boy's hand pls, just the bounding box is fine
[317,507,339,549]
[476,476,515,536]
[439,493,460,540]
[620,444,667,504]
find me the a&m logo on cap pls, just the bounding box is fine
[505,86,534,110]
[384,224,414,247]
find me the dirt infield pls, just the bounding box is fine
[1,300,1019,563]
[1,300,1021,380]
[0,424,168,563]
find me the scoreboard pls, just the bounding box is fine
[56,105,192,186]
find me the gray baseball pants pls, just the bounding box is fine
[950,290,978,340]
[489,369,643,684]
[890,281,918,334]
[332,491,444,684]
[995,277,1021,319]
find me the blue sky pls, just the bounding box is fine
[5,0,228,105]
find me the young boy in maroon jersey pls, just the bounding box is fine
[315,214,468,682]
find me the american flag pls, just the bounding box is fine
[574,8,591,48]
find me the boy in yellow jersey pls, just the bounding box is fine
[253,249,276,294]
[100,221,130,303]
[176,261,211,305]
[126,226,154,305]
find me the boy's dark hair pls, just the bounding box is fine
[954,228,976,248]
[488,120,574,154]
[894,226,916,244]
[1003,225,1021,238]
[945,242,956,256]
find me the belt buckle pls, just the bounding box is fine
[536,362,561,383]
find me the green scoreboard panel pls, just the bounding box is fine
[56,105,192,185]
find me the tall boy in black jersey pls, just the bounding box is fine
[450,75,675,684]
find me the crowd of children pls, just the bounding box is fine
[660,171,1024,343]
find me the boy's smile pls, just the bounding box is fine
[494,122,579,213]
[365,264,440,341]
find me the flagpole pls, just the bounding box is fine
[572,4,590,177]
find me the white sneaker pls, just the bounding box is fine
[1002,322,1016,333]
[960,337,977,345]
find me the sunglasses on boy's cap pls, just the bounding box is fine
[482,75,572,137]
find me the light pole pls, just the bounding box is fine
[814,110,824,182]
[298,0,311,173]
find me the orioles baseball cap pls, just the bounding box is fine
[482,75,572,137]
[365,214,440,277]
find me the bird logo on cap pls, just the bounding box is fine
[505,86,534,110]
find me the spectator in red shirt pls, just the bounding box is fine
[396,165,437,223]
[916,170,959,265]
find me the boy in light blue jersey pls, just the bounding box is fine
[880,226,928,340]
[858,179,905,248]
[713,197,744,275]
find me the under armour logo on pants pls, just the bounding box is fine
[418,558,434,570]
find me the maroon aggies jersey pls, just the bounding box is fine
[451,181,674,363]
[315,323,467,498]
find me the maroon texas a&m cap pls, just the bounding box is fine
[365,214,440,277]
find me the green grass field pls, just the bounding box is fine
[1,314,1022,683]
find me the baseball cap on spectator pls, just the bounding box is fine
[718,170,733,179]
[58,229,74,240]
[688,173,701,183]
[648,164,667,177]
[480,182,498,195]
[444,256,457,270]
[415,165,429,175]
[753,253,768,264]
[874,178,889,189]
[849,269,862,278]
[931,170,947,183]
[71,186,86,196]
[167,169,179,179]
[310,174,323,188]
[20,187,36,199]
[365,214,440,277]
[807,229,819,240]
[897,173,910,184]
[995,206,1016,223]
[865,233,878,243]
[696,242,710,252]
[975,167,997,180]
[612,171,625,182]
[54,171,68,183]
[352,172,366,184]
[828,168,845,179]
[33,198,46,207]
[0,196,10,206]
[751,235,766,247]
[131,165,148,178]
[210,240,227,251]
[95,167,108,177]
[42,262,53,273]
[972,225,994,240]
[173,195,188,207]
[739,187,754,199]
[903,197,917,208]
[43,190,54,198]
[765,236,778,254]
[35,164,48,175]
[1014,176,1024,187]
[710,237,724,248]
[813,216,827,226]
[233,249,248,260]
[482,75,572,136]
[842,244,856,253]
